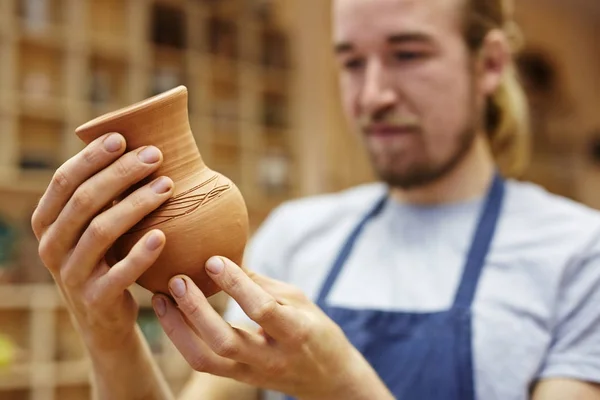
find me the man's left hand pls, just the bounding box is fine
[151,256,393,400]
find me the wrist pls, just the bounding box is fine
[86,325,173,400]
[76,312,139,355]
[85,325,143,371]
[315,349,394,400]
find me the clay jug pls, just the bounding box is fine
[74,85,249,298]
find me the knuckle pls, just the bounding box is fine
[37,236,56,266]
[51,168,70,194]
[71,188,94,212]
[129,191,148,210]
[264,357,287,376]
[185,302,203,321]
[287,321,310,346]
[114,157,131,178]
[163,323,178,338]
[31,209,43,239]
[213,335,239,358]
[82,147,99,166]
[60,266,79,289]
[188,354,210,372]
[88,218,112,244]
[223,271,242,292]
[82,290,101,310]
[249,298,278,323]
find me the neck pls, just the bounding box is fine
[389,135,496,205]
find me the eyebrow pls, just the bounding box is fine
[388,32,432,45]
[334,42,354,54]
[334,32,433,54]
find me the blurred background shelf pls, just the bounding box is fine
[1,0,600,399]
[0,0,305,398]
[0,0,303,229]
[0,282,206,399]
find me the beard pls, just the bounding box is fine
[360,72,481,190]
[365,124,476,190]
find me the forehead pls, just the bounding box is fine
[332,0,464,43]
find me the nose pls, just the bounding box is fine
[360,59,397,117]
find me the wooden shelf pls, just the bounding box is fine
[87,33,129,62]
[0,176,48,195]
[0,0,300,398]
[0,170,54,195]
[0,355,192,391]
[0,284,156,310]
[86,55,129,112]
[0,359,91,390]
[209,56,240,85]
[18,93,67,121]
[17,22,66,49]
[88,0,126,48]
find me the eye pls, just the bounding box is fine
[394,51,423,62]
[343,58,365,70]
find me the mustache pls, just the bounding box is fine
[358,113,421,129]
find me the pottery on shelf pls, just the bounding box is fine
[75,85,249,298]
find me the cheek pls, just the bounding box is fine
[401,63,474,155]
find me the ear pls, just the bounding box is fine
[476,29,511,96]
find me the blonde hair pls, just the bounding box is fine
[463,0,531,178]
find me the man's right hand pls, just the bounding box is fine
[30,131,174,352]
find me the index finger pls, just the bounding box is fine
[205,256,302,341]
[31,132,125,239]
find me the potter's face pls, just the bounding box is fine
[333,0,486,189]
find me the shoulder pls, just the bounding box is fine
[243,182,386,273]
[505,179,600,221]
[505,182,600,386]
[503,179,600,251]
[495,179,600,303]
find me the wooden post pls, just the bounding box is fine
[0,0,18,182]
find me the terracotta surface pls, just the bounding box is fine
[75,86,249,298]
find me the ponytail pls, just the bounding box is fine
[486,63,531,177]
[464,0,531,178]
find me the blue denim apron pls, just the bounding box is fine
[285,173,504,400]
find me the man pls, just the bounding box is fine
[30,0,600,399]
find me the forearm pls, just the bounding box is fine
[302,349,394,400]
[532,378,600,400]
[88,325,174,400]
[334,363,395,400]
[334,377,394,400]
[177,372,259,400]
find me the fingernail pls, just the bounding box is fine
[151,177,172,194]
[153,297,166,317]
[103,133,123,152]
[146,231,163,251]
[138,146,161,164]
[206,257,224,274]
[170,278,186,297]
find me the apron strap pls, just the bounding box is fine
[316,172,505,309]
[316,194,388,305]
[452,173,505,308]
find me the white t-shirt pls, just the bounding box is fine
[225,179,600,400]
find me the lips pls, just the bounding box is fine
[364,124,419,136]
